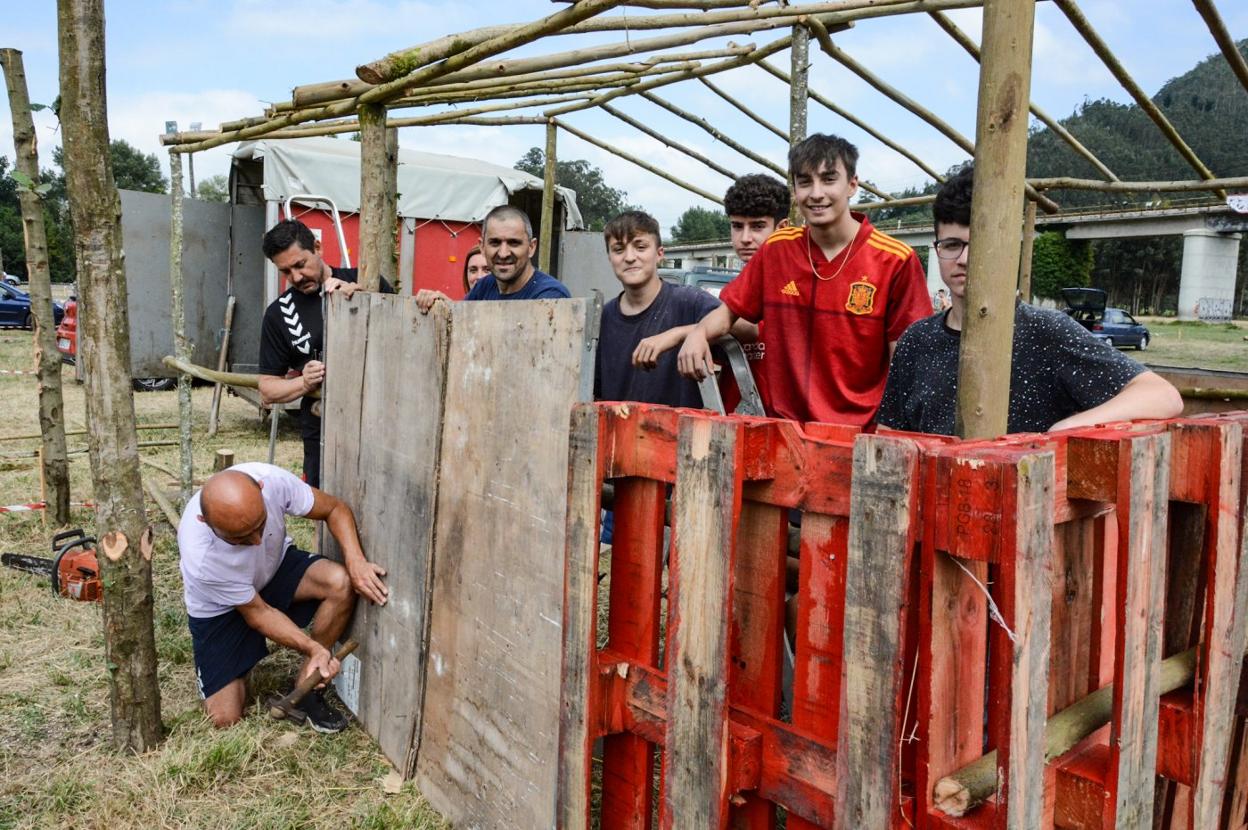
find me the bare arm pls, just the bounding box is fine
[305,488,389,605]
[633,324,695,370]
[1048,371,1184,432]
[729,319,759,344]
[258,360,323,406]
[677,304,739,380]
[237,592,339,681]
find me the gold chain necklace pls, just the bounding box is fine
[806,226,858,282]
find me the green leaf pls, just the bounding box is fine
[9,170,35,188]
[34,183,51,196]
[29,102,48,112]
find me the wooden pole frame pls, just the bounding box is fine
[357,104,399,292]
[539,120,558,273]
[599,102,739,180]
[699,76,788,142]
[168,151,194,506]
[640,90,787,178]
[1190,0,1248,97]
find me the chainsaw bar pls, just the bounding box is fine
[1,553,54,578]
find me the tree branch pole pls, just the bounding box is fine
[639,90,787,177]
[955,0,1036,440]
[58,0,162,753]
[1052,0,1224,198]
[700,76,788,142]
[207,295,236,437]
[788,22,810,225]
[168,152,193,507]
[806,17,1060,214]
[554,119,725,204]
[0,48,71,527]
[1030,175,1248,193]
[1018,199,1036,301]
[358,104,398,292]
[757,58,946,183]
[1190,0,1248,97]
[599,103,739,180]
[856,193,938,211]
[161,355,320,398]
[926,9,1119,182]
[934,648,1198,816]
[539,120,558,274]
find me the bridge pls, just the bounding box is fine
[664,201,1246,320]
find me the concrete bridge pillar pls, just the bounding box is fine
[925,246,944,301]
[1178,230,1241,320]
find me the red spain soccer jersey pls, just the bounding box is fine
[718,212,929,426]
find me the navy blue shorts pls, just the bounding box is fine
[189,546,325,699]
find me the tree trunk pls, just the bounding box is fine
[0,48,71,527]
[538,120,557,274]
[168,152,193,506]
[357,103,398,292]
[787,24,809,226]
[57,0,163,752]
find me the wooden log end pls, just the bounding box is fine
[100,531,129,562]
[932,777,972,817]
[140,526,154,561]
[213,449,236,472]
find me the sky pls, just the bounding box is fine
[2,0,1246,233]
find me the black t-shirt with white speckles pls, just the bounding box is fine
[877,303,1145,436]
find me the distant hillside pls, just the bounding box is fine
[1026,39,1248,207]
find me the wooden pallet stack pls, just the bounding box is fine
[559,403,1248,829]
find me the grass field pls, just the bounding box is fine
[1138,318,1248,372]
[0,331,445,830]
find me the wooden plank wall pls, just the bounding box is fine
[322,293,450,775]
[415,299,592,829]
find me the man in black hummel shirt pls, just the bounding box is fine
[258,220,394,487]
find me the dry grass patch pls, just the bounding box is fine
[0,331,445,830]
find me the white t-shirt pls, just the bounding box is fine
[179,462,316,618]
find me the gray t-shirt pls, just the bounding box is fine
[178,462,315,618]
[878,303,1145,435]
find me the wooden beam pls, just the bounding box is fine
[167,150,193,506]
[640,90,786,178]
[757,58,945,183]
[1018,199,1036,301]
[357,104,398,292]
[807,17,1060,214]
[1031,175,1248,193]
[927,10,1120,182]
[539,120,557,273]
[855,193,937,211]
[555,119,724,204]
[599,102,738,180]
[788,24,810,226]
[955,0,1036,440]
[699,76,788,142]
[1191,0,1248,97]
[1053,0,1224,197]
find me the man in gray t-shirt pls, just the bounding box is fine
[179,462,388,730]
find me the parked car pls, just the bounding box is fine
[0,282,64,329]
[658,266,740,297]
[56,292,175,390]
[1061,287,1150,350]
[1,272,19,286]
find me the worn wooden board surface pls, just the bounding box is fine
[322,293,449,776]
[835,434,919,830]
[415,299,592,829]
[662,415,742,829]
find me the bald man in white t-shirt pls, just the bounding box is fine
[179,463,388,731]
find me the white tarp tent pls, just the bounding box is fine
[232,136,583,228]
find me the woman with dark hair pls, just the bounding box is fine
[462,245,490,294]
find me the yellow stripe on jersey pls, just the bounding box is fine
[866,237,911,260]
[868,230,912,258]
[764,227,804,246]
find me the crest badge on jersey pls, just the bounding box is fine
[845,279,876,315]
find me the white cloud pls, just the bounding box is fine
[225,0,466,42]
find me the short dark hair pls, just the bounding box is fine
[603,210,662,248]
[788,133,859,181]
[933,164,974,227]
[482,205,534,239]
[724,174,790,222]
[262,219,317,259]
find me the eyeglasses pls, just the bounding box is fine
[933,238,970,260]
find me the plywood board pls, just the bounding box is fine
[415,299,593,829]
[322,293,450,776]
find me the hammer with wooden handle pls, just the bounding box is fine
[267,639,358,722]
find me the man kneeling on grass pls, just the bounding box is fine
[179,463,388,730]
[877,165,1183,434]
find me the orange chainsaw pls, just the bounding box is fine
[1,528,102,602]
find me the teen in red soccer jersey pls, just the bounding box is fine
[677,134,930,426]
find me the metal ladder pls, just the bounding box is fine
[697,335,766,416]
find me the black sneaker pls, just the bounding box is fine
[297,689,349,733]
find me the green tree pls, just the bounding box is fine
[668,205,730,243]
[515,147,634,231]
[1030,232,1092,301]
[195,174,229,202]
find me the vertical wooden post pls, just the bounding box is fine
[0,48,72,527]
[358,102,398,292]
[1018,199,1036,302]
[168,151,193,507]
[539,119,557,274]
[787,24,809,226]
[58,0,162,752]
[955,0,1036,439]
